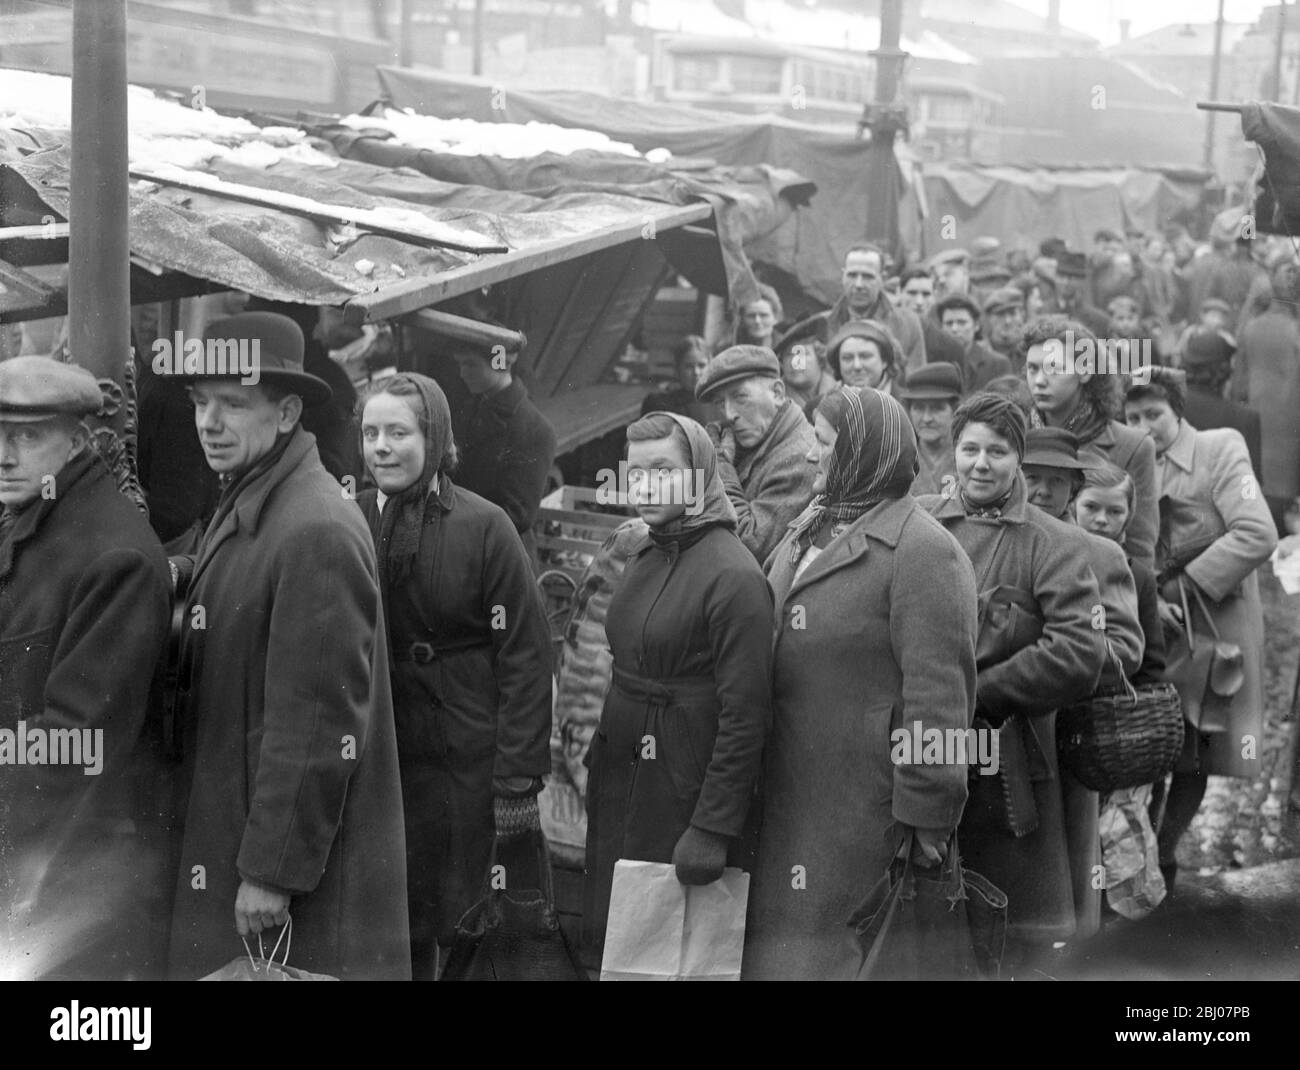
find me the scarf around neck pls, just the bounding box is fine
[370,373,456,595]
[1030,393,1109,445]
[787,385,917,561]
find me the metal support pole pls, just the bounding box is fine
[1204,0,1226,173]
[1273,1,1288,101]
[862,0,908,258]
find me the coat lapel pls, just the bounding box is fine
[781,496,914,605]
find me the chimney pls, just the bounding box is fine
[1119,19,1131,42]
[1047,0,1061,34]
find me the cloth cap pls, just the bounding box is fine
[695,344,780,400]
[1055,251,1089,279]
[0,355,102,422]
[928,248,970,271]
[1022,427,1090,471]
[1182,327,1236,367]
[897,362,963,401]
[983,286,1026,316]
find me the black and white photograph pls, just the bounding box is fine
[0,0,1297,1042]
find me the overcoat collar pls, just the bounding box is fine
[778,495,915,602]
[930,471,1030,525]
[1161,419,1197,474]
[475,377,526,420]
[192,426,317,584]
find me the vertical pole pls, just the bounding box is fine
[69,0,129,420]
[1204,0,1225,172]
[863,0,908,257]
[473,0,485,77]
[399,0,412,67]
[1273,1,1288,101]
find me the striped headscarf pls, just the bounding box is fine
[788,385,918,561]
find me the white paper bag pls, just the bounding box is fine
[599,860,750,981]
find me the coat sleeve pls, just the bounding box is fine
[236,519,379,895]
[1133,561,1167,683]
[1089,534,1144,679]
[717,448,814,563]
[480,513,554,785]
[889,521,977,831]
[1122,432,1159,572]
[1183,430,1278,602]
[691,561,775,838]
[497,408,557,536]
[17,546,169,820]
[977,527,1107,716]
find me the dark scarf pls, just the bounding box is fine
[787,386,918,562]
[371,374,456,596]
[960,485,1015,519]
[1030,393,1110,445]
[0,448,97,581]
[203,426,299,550]
[639,411,737,554]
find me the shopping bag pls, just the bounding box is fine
[1100,784,1166,920]
[199,917,337,981]
[599,860,749,981]
[440,829,586,981]
[847,831,1007,981]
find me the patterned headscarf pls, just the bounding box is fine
[788,385,918,561]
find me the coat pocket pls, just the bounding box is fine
[0,626,56,725]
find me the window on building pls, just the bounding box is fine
[674,54,722,92]
[729,55,783,95]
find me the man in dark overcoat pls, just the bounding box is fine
[0,356,170,979]
[163,313,410,980]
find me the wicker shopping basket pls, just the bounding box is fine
[1057,680,1185,792]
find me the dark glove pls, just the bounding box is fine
[671,826,729,886]
[493,794,541,837]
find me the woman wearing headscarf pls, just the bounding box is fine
[357,373,554,980]
[826,320,903,397]
[918,393,1107,965]
[582,411,774,959]
[742,387,979,980]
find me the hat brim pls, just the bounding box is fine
[1022,453,1091,471]
[696,370,776,401]
[163,369,333,407]
[0,406,94,423]
[898,387,960,402]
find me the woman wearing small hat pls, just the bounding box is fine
[898,362,962,497]
[826,320,902,398]
[356,372,554,979]
[918,393,1107,961]
[1124,367,1277,890]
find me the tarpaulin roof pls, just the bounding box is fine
[377,64,887,306]
[1240,102,1300,238]
[918,162,1208,256]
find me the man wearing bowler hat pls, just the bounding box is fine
[162,311,410,980]
[0,356,171,979]
[696,344,817,563]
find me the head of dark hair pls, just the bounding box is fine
[951,391,1028,458]
[1020,315,1119,420]
[1125,365,1186,420]
[673,335,710,367]
[1079,460,1136,518]
[935,293,981,321]
[899,266,933,287]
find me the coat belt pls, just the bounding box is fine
[392,637,491,664]
[610,664,716,704]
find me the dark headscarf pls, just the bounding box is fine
[787,385,918,561]
[634,410,737,552]
[826,319,902,384]
[369,373,456,592]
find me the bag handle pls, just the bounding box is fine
[1100,634,1139,706]
[478,829,558,915]
[1181,576,1224,643]
[241,914,292,975]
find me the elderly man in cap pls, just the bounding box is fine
[697,344,817,563]
[983,287,1027,366]
[0,357,170,979]
[163,311,410,980]
[791,244,926,377]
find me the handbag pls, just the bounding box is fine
[199,917,338,981]
[1164,576,1242,734]
[1057,640,1185,792]
[440,829,586,982]
[847,830,1007,981]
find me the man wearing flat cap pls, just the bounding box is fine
[983,287,1027,366]
[0,356,171,979]
[696,344,817,563]
[163,311,410,980]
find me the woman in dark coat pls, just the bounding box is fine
[742,386,980,981]
[918,393,1107,959]
[358,373,554,980]
[582,411,774,957]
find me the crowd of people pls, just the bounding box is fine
[1,217,1296,980]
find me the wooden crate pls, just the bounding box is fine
[535,485,636,583]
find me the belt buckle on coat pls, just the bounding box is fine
[409,641,436,665]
